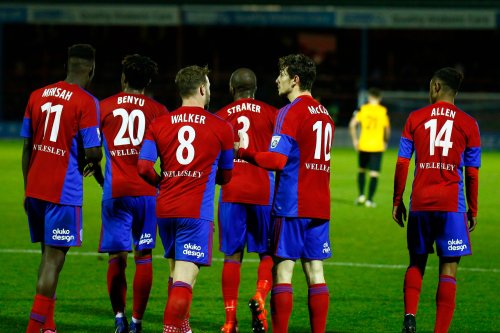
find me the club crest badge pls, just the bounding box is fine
[271,136,281,148]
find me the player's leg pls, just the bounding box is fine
[433,212,471,333]
[27,244,68,333]
[356,152,368,204]
[402,252,428,333]
[218,202,246,331]
[161,218,212,332]
[26,199,78,333]
[302,260,329,333]
[365,152,382,207]
[247,204,273,333]
[270,258,295,333]
[164,260,199,332]
[434,257,459,333]
[269,217,304,333]
[99,197,134,332]
[302,219,331,333]
[130,196,156,333]
[402,211,434,333]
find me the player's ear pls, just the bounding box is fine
[200,84,205,96]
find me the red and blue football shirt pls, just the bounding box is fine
[20,81,101,206]
[216,98,277,205]
[269,95,334,220]
[139,106,234,221]
[396,101,481,212]
[100,92,168,200]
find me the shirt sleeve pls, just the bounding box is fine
[139,127,158,163]
[218,121,234,170]
[80,96,101,148]
[464,120,481,168]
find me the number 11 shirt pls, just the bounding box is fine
[20,81,101,206]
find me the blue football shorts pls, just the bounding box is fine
[271,217,332,260]
[99,196,157,253]
[407,211,472,257]
[26,197,82,247]
[158,217,213,266]
[218,202,272,255]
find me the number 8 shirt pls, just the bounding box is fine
[139,106,234,220]
[21,81,101,205]
[270,95,334,219]
[397,101,481,212]
[100,91,168,199]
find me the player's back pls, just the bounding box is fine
[100,92,167,199]
[149,106,233,220]
[403,101,481,212]
[273,95,334,219]
[216,98,277,205]
[357,103,389,152]
[21,80,100,205]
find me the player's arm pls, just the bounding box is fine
[348,113,359,151]
[137,159,161,187]
[384,123,391,150]
[217,122,235,185]
[465,166,479,232]
[22,138,32,191]
[237,148,287,171]
[392,156,410,227]
[137,136,161,187]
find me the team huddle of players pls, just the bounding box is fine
[21,43,480,333]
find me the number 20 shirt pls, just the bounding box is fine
[397,101,481,212]
[139,106,234,221]
[269,95,335,220]
[100,92,168,200]
[20,81,101,206]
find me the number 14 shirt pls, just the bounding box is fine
[397,101,481,212]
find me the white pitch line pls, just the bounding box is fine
[1,248,498,273]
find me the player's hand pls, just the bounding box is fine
[83,162,95,177]
[238,130,249,149]
[392,202,406,228]
[353,140,359,152]
[467,210,477,232]
[233,141,240,157]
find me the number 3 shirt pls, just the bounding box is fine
[397,101,481,212]
[139,106,234,221]
[215,98,277,205]
[100,92,168,200]
[269,95,335,220]
[20,81,101,206]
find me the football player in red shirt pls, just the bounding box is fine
[237,54,334,333]
[393,67,481,333]
[216,68,277,333]
[138,65,234,333]
[21,44,102,333]
[97,54,168,333]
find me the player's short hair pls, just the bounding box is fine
[68,44,95,62]
[122,54,158,90]
[175,65,210,98]
[433,67,464,93]
[230,68,257,94]
[278,54,316,91]
[367,87,382,99]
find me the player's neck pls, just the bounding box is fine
[123,87,145,95]
[435,96,455,105]
[288,89,311,102]
[64,74,89,88]
[234,93,254,101]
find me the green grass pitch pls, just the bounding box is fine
[0,139,498,332]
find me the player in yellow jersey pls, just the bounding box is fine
[349,87,390,207]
